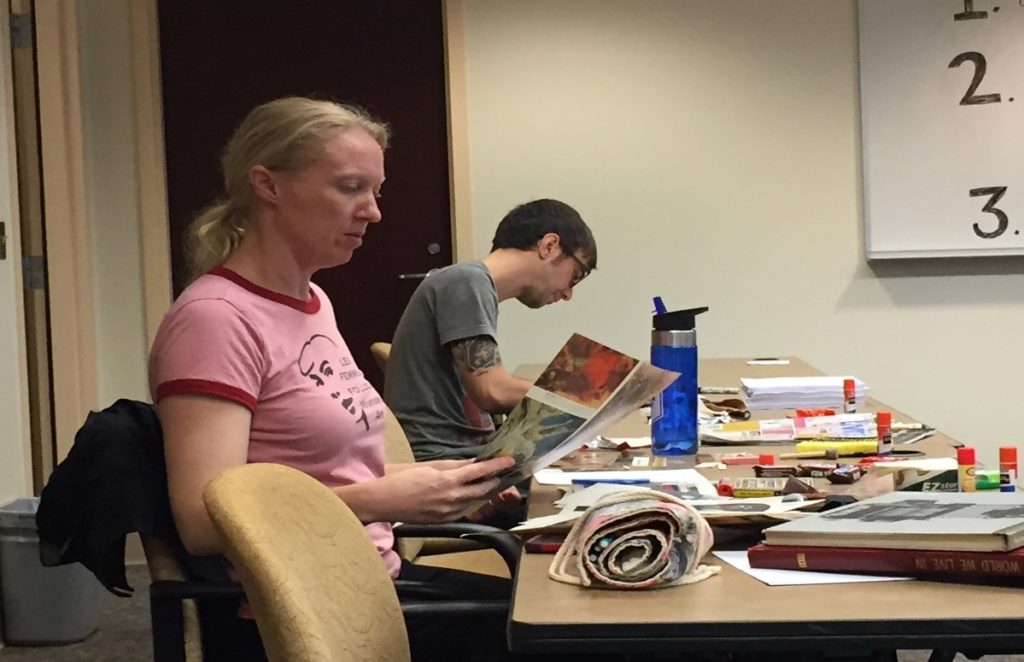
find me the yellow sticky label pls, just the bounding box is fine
[732,489,779,498]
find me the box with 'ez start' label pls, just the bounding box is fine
[869,458,959,492]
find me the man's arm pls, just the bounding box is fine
[450,335,532,414]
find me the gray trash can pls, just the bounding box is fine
[0,498,102,645]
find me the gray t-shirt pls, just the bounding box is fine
[384,261,498,461]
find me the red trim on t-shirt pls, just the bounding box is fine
[155,379,259,412]
[210,266,320,314]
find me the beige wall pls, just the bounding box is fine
[462,0,1023,463]
[71,0,1022,471]
[78,0,149,406]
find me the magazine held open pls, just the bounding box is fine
[474,333,680,491]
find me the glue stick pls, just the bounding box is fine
[999,446,1018,493]
[875,411,892,455]
[957,447,976,493]
[843,378,856,414]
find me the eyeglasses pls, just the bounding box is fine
[567,251,591,287]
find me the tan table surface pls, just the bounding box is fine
[509,357,1024,655]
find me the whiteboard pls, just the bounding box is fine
[859,0,1024,259]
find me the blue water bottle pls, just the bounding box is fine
[651,303,708,457]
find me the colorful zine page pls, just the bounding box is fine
[476,333,679,490]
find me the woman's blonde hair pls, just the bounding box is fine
[185,97,389,281]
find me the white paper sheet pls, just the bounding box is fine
[533,468,718,496]
[712,550,914,586]
[509,511,581,532]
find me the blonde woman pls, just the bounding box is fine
[149,97,515,661]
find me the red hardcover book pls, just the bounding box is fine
[525,534,566,554]
[748,543,1024,578]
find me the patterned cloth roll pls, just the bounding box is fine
[548,489,720,589]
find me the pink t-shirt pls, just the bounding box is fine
[149,266,400,578]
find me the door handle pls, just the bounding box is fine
[397,269,438,281]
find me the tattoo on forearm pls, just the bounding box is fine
[453,337,501,374]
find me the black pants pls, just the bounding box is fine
[398,560,513,661]
[198,560,514,662]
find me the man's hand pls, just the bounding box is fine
[465,486,523,524]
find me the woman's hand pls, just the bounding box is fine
[336,456,516,523]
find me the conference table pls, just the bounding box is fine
[508,357,1024,658]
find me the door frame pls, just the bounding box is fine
[442,0,475,259]
[34,0,97,462]
[30,0,173,464]
[11,0,52,491]
[1,1,33,496]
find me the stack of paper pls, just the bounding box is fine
[702,412,876,444]
[741,376,869,411]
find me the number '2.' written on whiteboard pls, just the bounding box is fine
[952,1,1015,240]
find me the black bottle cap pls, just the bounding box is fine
[653,306,709,331]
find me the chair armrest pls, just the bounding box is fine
[393,523,521,575]
[150,580,246,602]
[394,579,465,600]
[400,598,509,618]
[149,580,246,662]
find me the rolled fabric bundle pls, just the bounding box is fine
[549,489,720,589]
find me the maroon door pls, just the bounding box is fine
[157,0,452,389]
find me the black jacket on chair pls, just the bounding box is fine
[36,399,227,596]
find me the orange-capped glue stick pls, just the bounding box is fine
[1000,446,1018,493]
[958,446,976,493]
[843,378,856,414]
[876,411,893,455]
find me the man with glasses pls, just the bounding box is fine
[384,199,597,469]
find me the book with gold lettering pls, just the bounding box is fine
[747,542,1024,580]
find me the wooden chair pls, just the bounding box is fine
[203,463,411,661]
[370,341,391,373]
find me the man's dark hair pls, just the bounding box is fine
[490,199,597,270]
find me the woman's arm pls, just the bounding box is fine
[159,394,252,556]
[384,459,469,474]
[336,456,515,523]
[160,394,515,547]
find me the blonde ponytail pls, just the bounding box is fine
[186,201,246,282]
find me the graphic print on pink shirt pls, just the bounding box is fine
[298,333,381,433]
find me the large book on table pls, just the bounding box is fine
[762,491,1024,553]
[747,543,1024,579]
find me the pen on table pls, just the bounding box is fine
[652,296,668,315]
[570,478,651,487]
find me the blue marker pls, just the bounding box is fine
[570,478,651,487]
[652,296,668,315]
